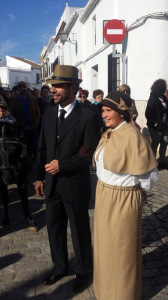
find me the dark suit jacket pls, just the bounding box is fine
[36,101,102,203]
[145,92,168,131]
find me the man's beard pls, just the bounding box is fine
[54,90,70,104]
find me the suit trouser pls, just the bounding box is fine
[46,192,92,276]
[148,127,167,161]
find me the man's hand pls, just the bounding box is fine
[34,180,44,198]
[45,159,60,175]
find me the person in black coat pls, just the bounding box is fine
[0,101,37,231]
[145,79,168,168]
[34,65,102,293]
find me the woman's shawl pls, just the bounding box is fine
[95,123,158,175]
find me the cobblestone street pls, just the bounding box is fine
[0,167,168,300]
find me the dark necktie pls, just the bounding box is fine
[57,109,66,140]
[58,109,66,128]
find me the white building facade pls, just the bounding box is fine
[41,0,168,128]
[40,4,83,83]
[0,56,41,90]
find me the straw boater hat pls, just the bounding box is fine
[98,91,132,117]
[46,65,82,85]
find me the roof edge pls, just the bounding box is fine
[64,10,79,33]
[80,0,101,23]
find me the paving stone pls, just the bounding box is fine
[150,296,168,300]
[0,239,13,246]
[142,277,157,287]
[146,240,163,247]
[13,237,33,244]
[32,235,48,242]
[144,252,164,261]
[155,275,168,284]
[26,241,47,248]
[8,244,26,250]
[0,280,25,291]
[14,270,36,281]
[156,228,168,237]
[159,267,168,275]
[17,256,37,264]
[153,260,165,268]
[0,245,10,252]
[7,263,27,271]
[142,285,155,298]
[155,284,168,294]
[149,233,161,241]
[143,261,157,269]
[35,255,51,261]
[0,273,15,282]
[20,247,42,255]
[142,268,160,277]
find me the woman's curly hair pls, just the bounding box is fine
[151,79,167,95]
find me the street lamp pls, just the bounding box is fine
[59,31,69,42]
[59,31,77,54]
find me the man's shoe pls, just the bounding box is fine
[73,273,93,293]
[26,218,38,232]
[43,272,68,286]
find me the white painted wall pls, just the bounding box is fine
[9,69,31,85]
[63,13,84,66]
[124,0,168,100]
[43,0,168,129]
[0,67,9,87]
[46,0,168,98]
[74,0,168,101]
[6,56,31,70]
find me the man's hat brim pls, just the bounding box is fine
[46,78,82,85]
[46,65,82,85]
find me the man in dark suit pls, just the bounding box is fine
[34,65,102,293]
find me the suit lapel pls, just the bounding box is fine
[58,102,81,143]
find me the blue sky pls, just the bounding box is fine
[0,0,88,64]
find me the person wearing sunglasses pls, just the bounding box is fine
[79,89,92,107]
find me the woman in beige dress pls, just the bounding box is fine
[93,91,158,300]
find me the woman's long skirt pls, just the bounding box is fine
[94,180,142,300]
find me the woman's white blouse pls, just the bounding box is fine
[95,147,158,192]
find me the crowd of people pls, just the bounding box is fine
[0,82,53,231]
[0,65,168,299]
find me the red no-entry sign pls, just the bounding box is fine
[103,19,126,44]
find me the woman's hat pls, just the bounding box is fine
[46,65,82,85]
[99,91,132,115]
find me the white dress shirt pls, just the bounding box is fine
[58,99,77,118]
